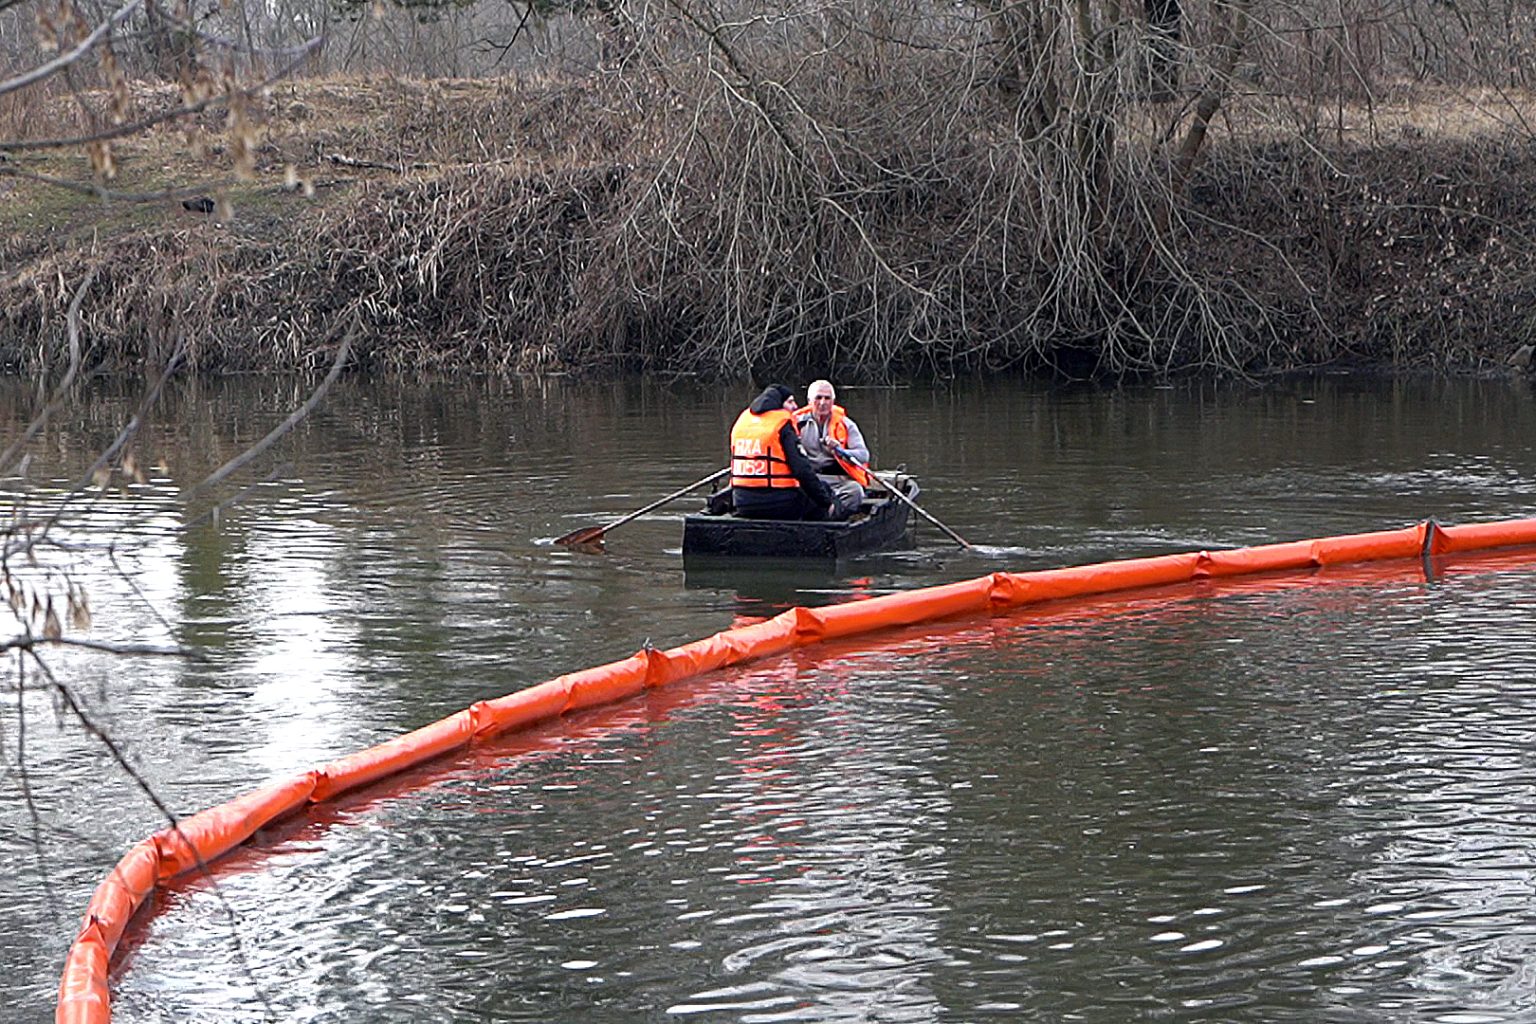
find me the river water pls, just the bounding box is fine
[4,373,1536,1023]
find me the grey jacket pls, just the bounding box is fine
[798,413,869,474]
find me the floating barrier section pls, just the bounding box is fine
[55,516,1536,1022]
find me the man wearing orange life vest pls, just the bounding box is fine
[730,384,838,521]
[795,379,871,519]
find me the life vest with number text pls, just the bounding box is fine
[795,405,871,486]
[731,408,799,489]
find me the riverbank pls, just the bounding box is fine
[3,77,1534,380]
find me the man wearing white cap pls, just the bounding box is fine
[796,379,871,520]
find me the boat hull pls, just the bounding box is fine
[682,477,920,559]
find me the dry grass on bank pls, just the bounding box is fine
[7,74,1527,247]
[3,75,1535,379]
[0,75,625,245]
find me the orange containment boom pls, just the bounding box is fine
[55,515,1536,1023]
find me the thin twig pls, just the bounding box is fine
[0,36,323,154]
[0,268,97,475]
[0,0,143,99]
[187,313,356,496]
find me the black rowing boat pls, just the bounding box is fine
[682,475,920,559]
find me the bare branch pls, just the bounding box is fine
[0,0,143,99]
[0,163,236,203]
[188,312,357,496]
[0,35,323,154]
[3,338,187,563]
[2,635,200,657]
[0,269,96,476]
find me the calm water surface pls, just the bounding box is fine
[4,374,1536,1023]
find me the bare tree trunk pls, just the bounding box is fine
[141,0,201,83]
[1135,0,1250,278]
[1143,0,1179,100]
[980,0,1061,135]
[1073,0,1120,237]
[1170,0,1249,193]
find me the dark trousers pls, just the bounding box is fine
[732,487,829,521]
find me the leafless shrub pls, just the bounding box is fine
[6,0,1536,381]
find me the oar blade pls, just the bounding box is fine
[554,525,606,547]
[553,468,729,550]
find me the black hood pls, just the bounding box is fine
[749,384,793,414]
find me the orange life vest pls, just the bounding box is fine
[795,405,871,486]
[730,408,800,489]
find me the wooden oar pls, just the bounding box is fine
[555,467,730,547]
[842,453,974,550]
